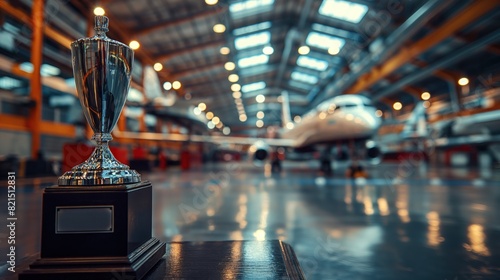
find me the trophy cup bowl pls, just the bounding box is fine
[58,16,141,185]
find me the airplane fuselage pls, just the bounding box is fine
[281,95,382,147]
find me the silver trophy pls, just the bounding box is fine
[58,16,141,185]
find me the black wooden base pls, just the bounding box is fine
[19,181,165,280]
[18,238,165,280]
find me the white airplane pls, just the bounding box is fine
[115,91,383,172]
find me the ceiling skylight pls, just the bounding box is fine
[241,81,266,93]
[319,0,368,23]
[306,31,345,51]
[291,71,319,84]
[233,21,272,36]
[0,77,22,89]
[234,31,271,50]
[230,0,275,18]
[238,54,269,68]
[296,56,329,71]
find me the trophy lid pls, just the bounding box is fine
[71,15,131,50]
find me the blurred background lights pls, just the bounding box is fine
[228,74,239,82]
[421,91,431,100]
[458,77,469,86]
[256,94,265,103]
[256,120,264,128]
[231,84,241,92]
[393,102,402,111]
[212,116,220,125]
[239,115,247,122]
[256,111,265,119]
[232,91,241,99]
[205,0,218,5]
[129,40,140,50]
[213,24,226,33]
[328,46,340,55]
[298,45,310,55]
[222,127,231,135]
[220,47,230,55]
[375,110,383,117]
[206,111,214,119]
[294,115,301,123]
[197,102,207,111]
[153,63,163,71]
[163,81,172,90]
[224,62,235,71]
[93,7,105,16]
[263,46,274,55]
[172,81,182,89]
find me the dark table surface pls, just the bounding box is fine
[10,240,306,280]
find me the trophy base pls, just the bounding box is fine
[58,168,142,186]
[58,142,141,185]
[19,181,165,280]
[18,238,165,280]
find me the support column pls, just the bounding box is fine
[28,0,44,158]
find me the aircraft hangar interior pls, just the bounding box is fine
[0,0,499,279]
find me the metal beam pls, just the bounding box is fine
[28,0,44,158]
[0,1,73,48]
[373,29,500,101]
[345,0,499,95]
[313,0,448,106]
[155,40,226,63]
[273,0,314,88]
[134,7,227,37]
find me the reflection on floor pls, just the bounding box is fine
[1,161,500,279]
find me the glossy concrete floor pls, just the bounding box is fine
[1,161,500,279]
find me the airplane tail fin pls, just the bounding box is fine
[281,90,293,128]
[402,102,428,138]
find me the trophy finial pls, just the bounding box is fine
[94,15,109,37]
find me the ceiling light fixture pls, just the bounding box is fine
[93,7,105,16]
[220,47,230,55]
[224,61,236,71]
[172,81,182,89]
[228,74,239,82]
[263,46,274,55]
[153,63,163,71]
[198,103,207,111]
[232,91,242,99]
[213,24,226,33]
[458,77,469,86]
[298,45,310,55]
[205,0,218,5]
[129,40,140,50]
[163,81,172,90]
[231,84,241,92]
[256,94,265,103]
[393,102,402,111]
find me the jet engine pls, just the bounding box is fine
[365,140,382,164]
[248,141,270,165]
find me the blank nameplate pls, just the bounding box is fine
[56,206,114,233]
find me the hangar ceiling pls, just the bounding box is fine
[1,0,499,135]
